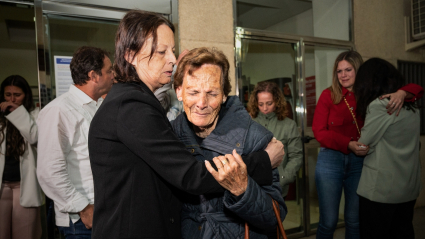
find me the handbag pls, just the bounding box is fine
[244,197,288,239]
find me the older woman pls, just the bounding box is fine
[88,10,284,239]
[172,47,286,238]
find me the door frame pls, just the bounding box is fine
[33,0,177,108]
[234,27,354,238]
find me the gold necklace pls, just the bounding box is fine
[343,96,361,136]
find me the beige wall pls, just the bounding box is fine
[178,0,236,95]
[354,0,425,208]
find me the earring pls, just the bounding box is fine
[178,97,182,101]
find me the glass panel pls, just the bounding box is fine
[43,14,119,105]
[236,0,352,41]
[0,2,39,105]
[303,45,351,231]
[238,38,304,235]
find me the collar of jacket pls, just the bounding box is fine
[256,111,277,120]
[119,80,166,114]
[172,96,251,157]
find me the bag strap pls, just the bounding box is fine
[244,197,288,239]
[343,96,361,136]
[244,222,249,239]
[271,198,288,239]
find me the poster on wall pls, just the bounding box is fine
[54,56,73,97]
[305,76,316,127]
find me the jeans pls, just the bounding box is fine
[58,218,92,239]
[315,148,364,239]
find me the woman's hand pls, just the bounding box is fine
[0,101,19,113]
[380,90,407,116]
[348,141,369,156]
[205,149,248,196]
[265,137,285,169]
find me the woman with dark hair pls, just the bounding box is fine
[0,75,43,239]
[247,81,303,198]
[355,58,421,239]
[88,10,284,239]
[312,51,423,239]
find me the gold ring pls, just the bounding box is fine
[222,160,228,165]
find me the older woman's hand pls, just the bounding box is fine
[205,149,248,196]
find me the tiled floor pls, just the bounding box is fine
[297,206,425,239]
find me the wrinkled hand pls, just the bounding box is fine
[265,137,285,169]
[176,49,190,65]
[0,101,19,113]
[205,149,248,196]
[380,90,406,116]
[78,204,94,229]
[348,141,369,156]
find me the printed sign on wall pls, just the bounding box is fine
[54,56,73,97]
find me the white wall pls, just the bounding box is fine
[241,41,296,86]
[313,0,350,41]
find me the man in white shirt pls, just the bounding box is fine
[37,46,114,238]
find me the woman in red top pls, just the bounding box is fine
[312,51,423,239]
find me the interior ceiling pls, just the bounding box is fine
[0,3,36,49]
[237,0,312,29]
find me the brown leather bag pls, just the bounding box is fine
[244,198,288,239]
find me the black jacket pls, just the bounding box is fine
[88,81,273,239]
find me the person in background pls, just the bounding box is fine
[37,46,114,239]
[312,50,423,239]
[154,49,189,121]
[88,10,285,239]
[172,47,286,238]
[0,75,44,239]
[247,81,303,198]
[355,58,421,239]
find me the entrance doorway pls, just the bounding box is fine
[235,27,353,238]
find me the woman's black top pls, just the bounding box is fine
[2,146,20,182]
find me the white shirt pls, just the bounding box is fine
[37,85,101,227]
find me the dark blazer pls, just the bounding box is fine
[88,81,273,239]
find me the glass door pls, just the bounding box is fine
[34,0,175,107]
[303,45,352,234]
[41,14,119,105]
[236,28,353,238]
[236,35,306,236]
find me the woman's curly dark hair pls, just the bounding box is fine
[354,58,417,119]
[247,81,287,120]
[0,75,35,158]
